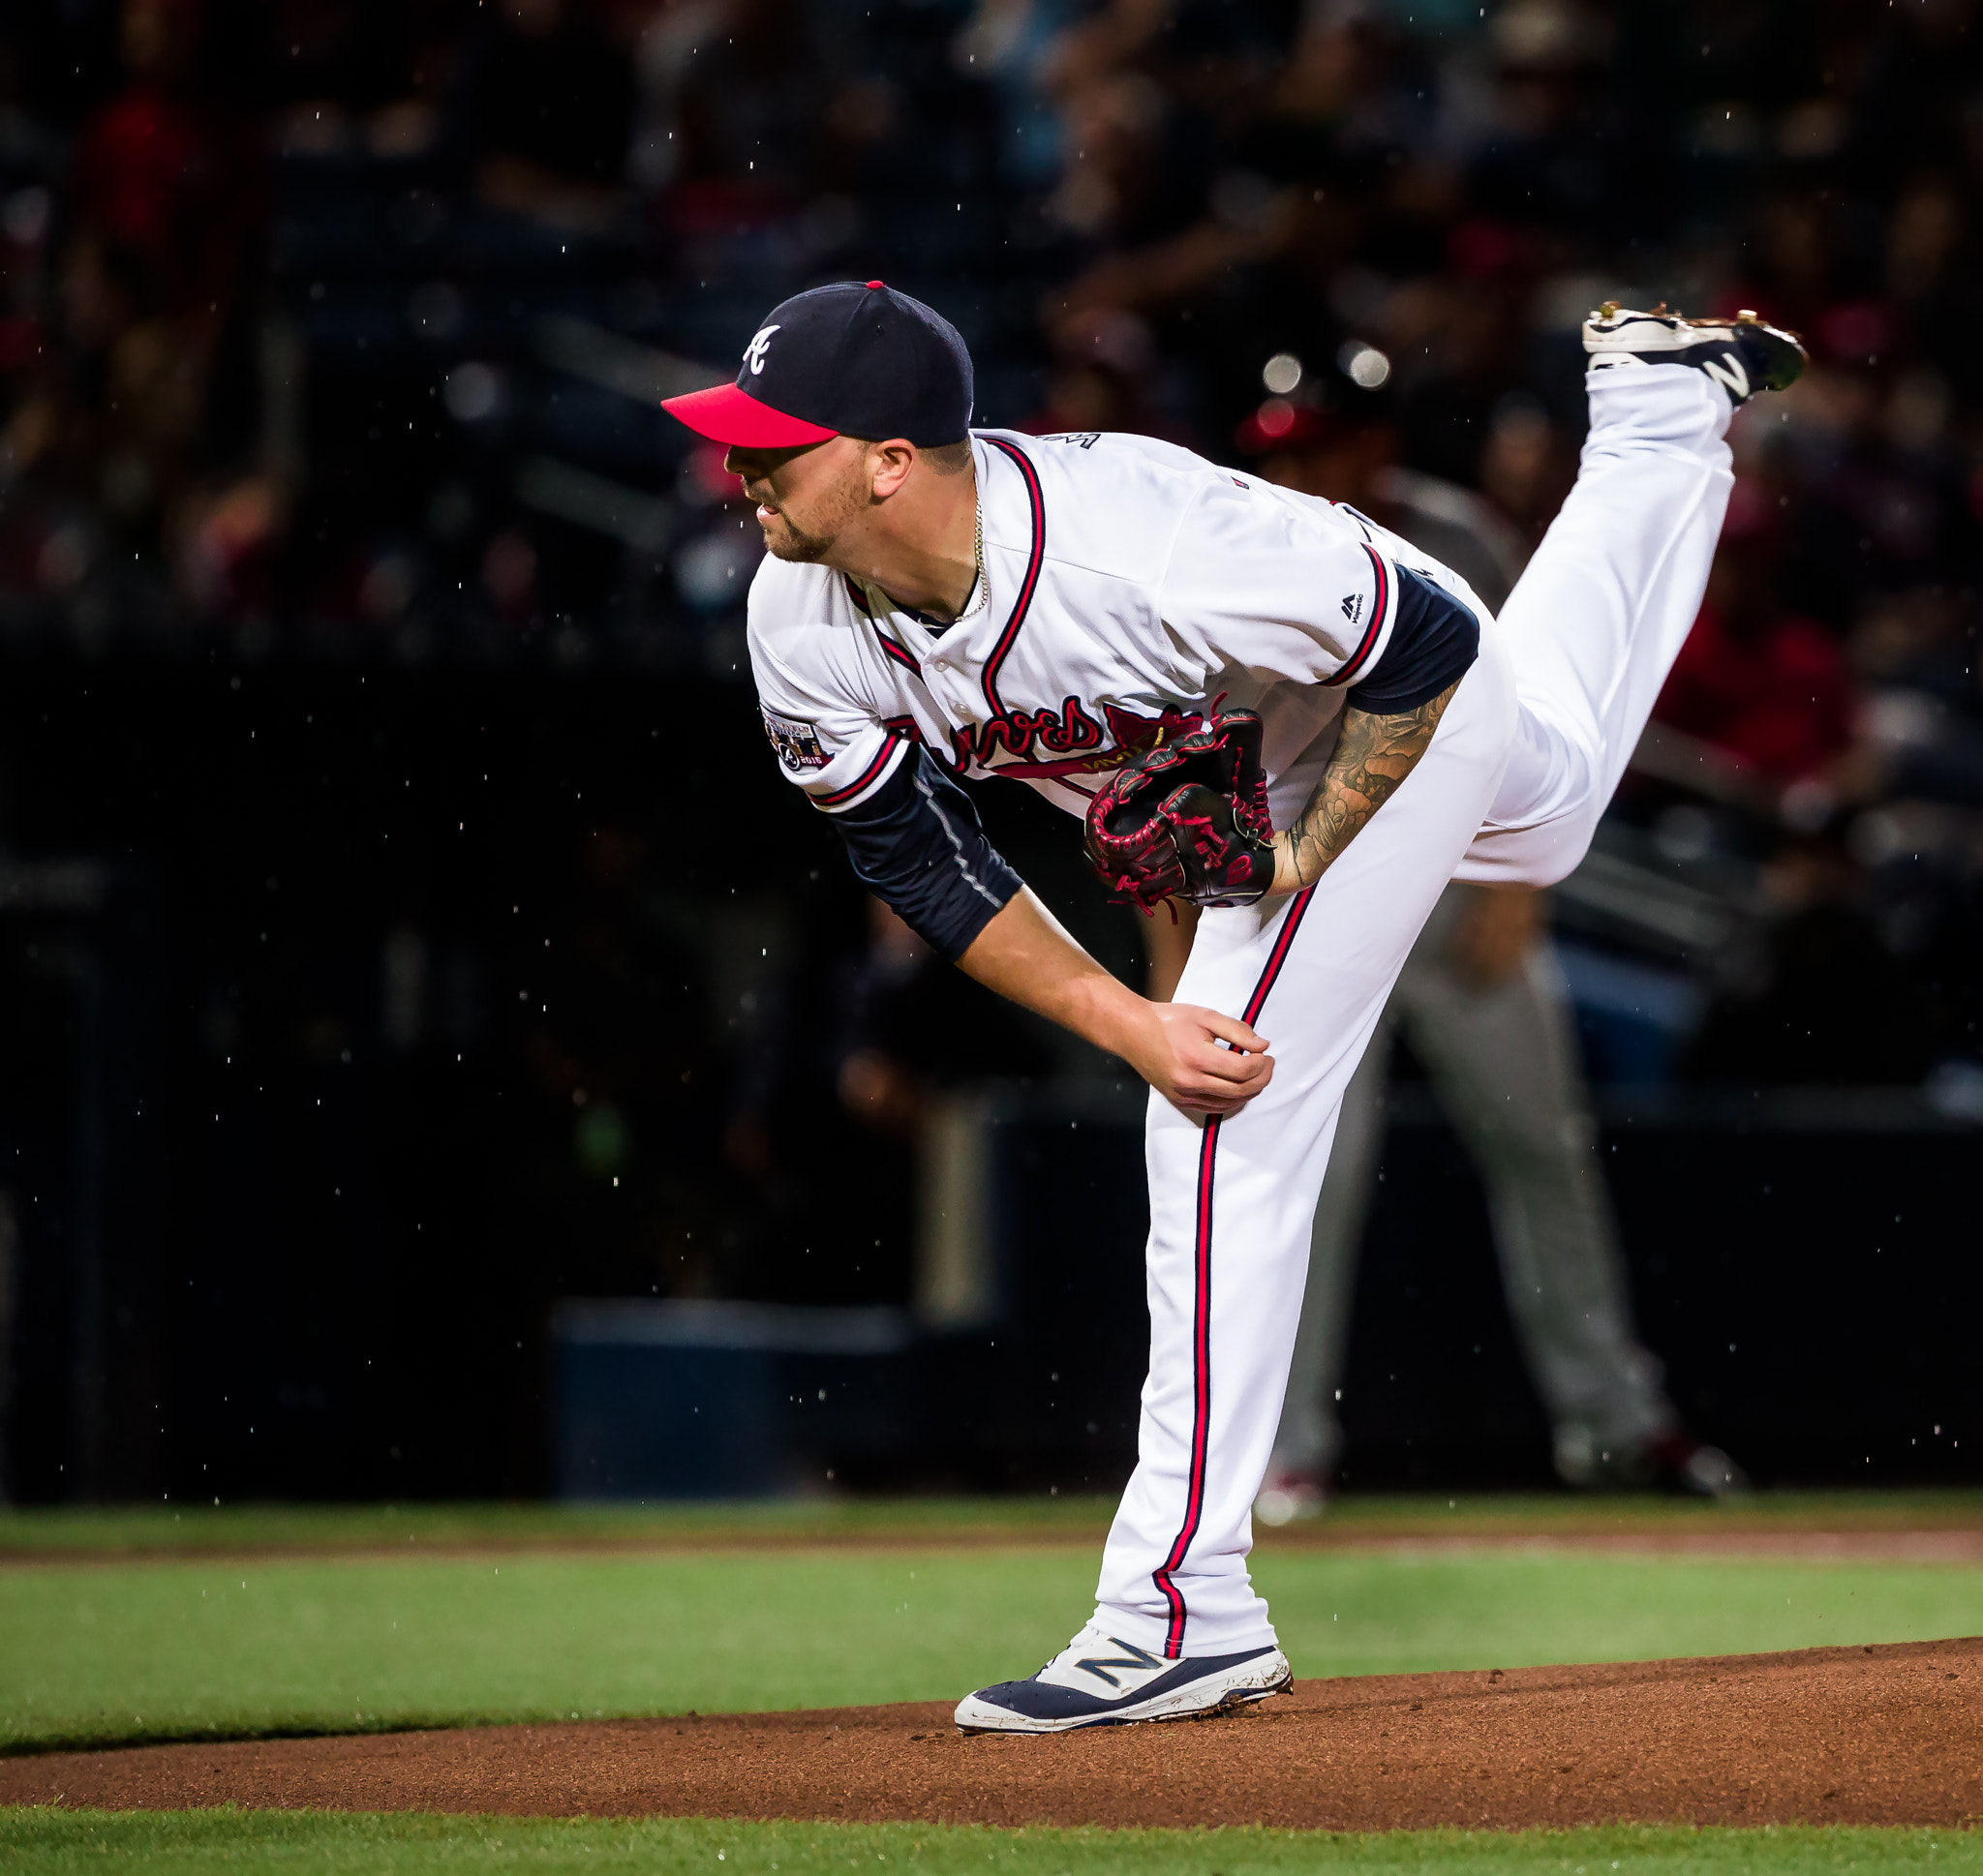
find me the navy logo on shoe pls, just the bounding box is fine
[1699,352,1751,403]
[1077,1636,1164,1688]
[954,1641,1292,1732]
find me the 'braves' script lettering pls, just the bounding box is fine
[886,698,1206,782]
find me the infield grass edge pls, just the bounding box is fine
[2,1809,1978,1874]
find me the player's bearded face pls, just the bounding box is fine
[727,439,869,563]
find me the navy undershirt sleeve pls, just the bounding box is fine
[830,744,1023,961]
[1351,565,1480,712]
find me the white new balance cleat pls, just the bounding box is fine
[1583,303,1806,405]
[954,1622,1292,1734]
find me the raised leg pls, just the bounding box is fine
[1458,363,1736,887]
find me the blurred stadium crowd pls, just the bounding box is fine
[0,0,1979,1092]
[1,0,1983,1502]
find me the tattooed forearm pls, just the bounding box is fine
[1271,680,1460,894]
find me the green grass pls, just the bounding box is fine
[4,1544,1980,1754]
[0,1499,1113,1558]
[1,1812,1978,1875]
[2,1493,1978,1558]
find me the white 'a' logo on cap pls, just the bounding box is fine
[743,325,780,375]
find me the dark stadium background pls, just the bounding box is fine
[0,0,1976,1505]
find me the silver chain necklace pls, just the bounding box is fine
[864,479,988,630]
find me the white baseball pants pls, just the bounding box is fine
[1093,364,1734,1656]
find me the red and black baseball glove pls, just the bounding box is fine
[1083,710,1277,913]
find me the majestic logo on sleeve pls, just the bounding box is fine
[760,707,828,772]
[1341,592,1363,623]
[743,325,780,375]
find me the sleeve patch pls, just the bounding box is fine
[761,708,829,773]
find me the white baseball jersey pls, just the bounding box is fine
[746,429,1486,832]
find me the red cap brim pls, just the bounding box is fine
[659,381,839,447]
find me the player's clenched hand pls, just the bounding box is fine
[1124,1002,1274,1117]
[954,889,1271,1116]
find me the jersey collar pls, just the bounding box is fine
[842,433,1047,720]
[971,434,1048,718]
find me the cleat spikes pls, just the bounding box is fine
[1581,303,1805,405]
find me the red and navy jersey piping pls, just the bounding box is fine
[814,734,905,810]
[874,631,920,678]
[978,436,1047,717]
[842,574,924,678]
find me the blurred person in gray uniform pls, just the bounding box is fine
[1144,386,1746,1515]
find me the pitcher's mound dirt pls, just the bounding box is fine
[5,1640,1977,1831]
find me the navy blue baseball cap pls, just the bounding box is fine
[662,281,973,449]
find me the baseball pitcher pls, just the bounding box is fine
[660,281,1802,1733]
